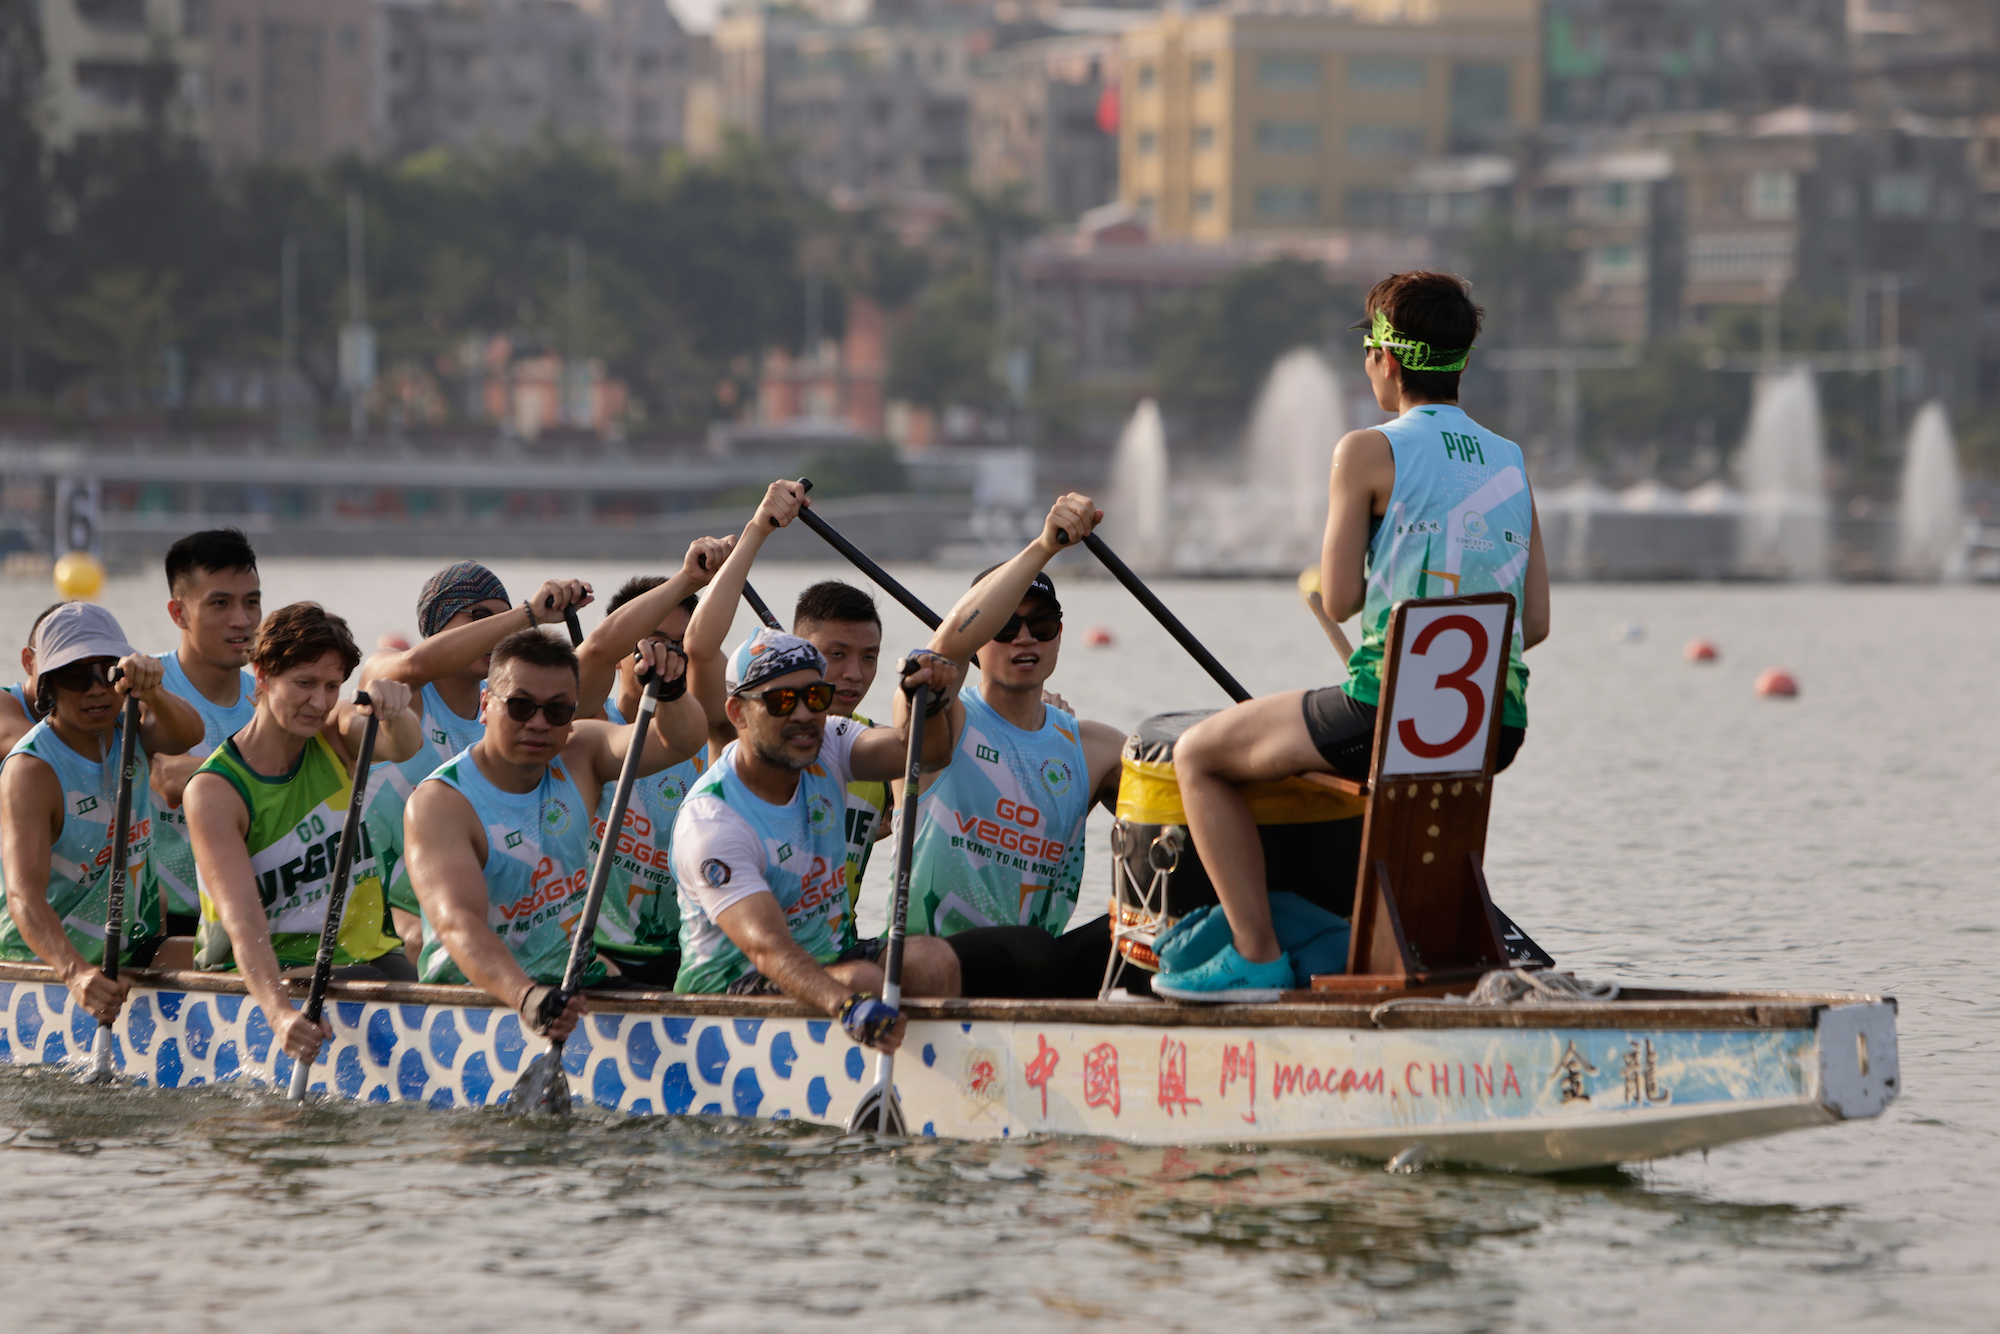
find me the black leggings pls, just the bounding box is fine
[945,915,1150,999]
[1301,686,1523,778]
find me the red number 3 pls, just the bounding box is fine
[1396,614,1489,759]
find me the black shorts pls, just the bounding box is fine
[725,937,887,997]
[946,915,1147,1000]
[599,950,681,989]
[1301,686,1523,779]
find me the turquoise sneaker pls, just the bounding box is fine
[1152,943,1294,1003]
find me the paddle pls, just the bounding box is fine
[1057,530,1249,702]
[511,663,666,1116]
[741,581,783,632]
[84,674,142,1084]
[286,692,383,1099]
[1296,567,1355,664]
[847,663,926,1136]
[549,594,584,648]
[793,479,946,631]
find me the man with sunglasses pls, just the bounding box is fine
[669,630,962,1054]
[359,561,595,957]
[404,628,707,1041]
[902,494,1129,998]
[0,604,203,1026]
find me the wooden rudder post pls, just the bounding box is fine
[1314,593,1516,994]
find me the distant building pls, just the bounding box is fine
[1118,0,1540,238]
[34,0,209,148]
[208,0,374,165]
[970,32,1120,222]
[754,294,888,436]
[377,0,698,160]
[712,7,979,198]
[1020,202,1431,388]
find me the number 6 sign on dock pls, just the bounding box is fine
[1377,595,1515,779]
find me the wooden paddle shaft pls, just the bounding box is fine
[556,672,663,999]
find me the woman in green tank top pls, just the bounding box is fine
[184,603,424,1066]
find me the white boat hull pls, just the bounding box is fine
[0,967,1897,1174]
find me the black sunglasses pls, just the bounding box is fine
[47,660,115,693]
[501,695,578,726]
[737,681,837,716]
[996,611,1062,643]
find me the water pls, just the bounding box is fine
[3,561,1997,1332]
[1895,401,1968,580]
[1738,367,1831,579]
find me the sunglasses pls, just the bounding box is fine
[996,611,1062,643]
[737,681,837,716]
[47,660,115,693]
[501,695,578,726]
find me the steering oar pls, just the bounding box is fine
[287,691,384,1098]
[83,670,143,1084]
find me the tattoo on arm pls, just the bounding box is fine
[955,609,980,633]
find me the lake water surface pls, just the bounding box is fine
[0,561,1992,1332]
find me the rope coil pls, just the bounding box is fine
[1370,968,1619,1025]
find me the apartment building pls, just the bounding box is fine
[969,32,1120,222]
[713,8,978,198]
[207,0,373,165]
[35,0,208,148]
[378,0,698,160]
[1117,0,1539,239]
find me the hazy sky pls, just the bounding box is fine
[669,0,723,32]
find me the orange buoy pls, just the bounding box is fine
[1084,626,1114,648]
[378,632,412,651]
[1684,638,1718,662]
[1755,668,1798,698]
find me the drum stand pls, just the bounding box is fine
[1099,821,1185,1000]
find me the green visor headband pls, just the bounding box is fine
[1354,309,1473,373]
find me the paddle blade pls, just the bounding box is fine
[845,1062,906,1137]
[78,1025,114,1086]
[510,1050,572,1117]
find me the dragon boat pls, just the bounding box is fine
[0,595,1900,1173]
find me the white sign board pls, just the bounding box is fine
[1380,600,1511,777]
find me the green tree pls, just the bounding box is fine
[0,4,50,398]
[885,271,997,413]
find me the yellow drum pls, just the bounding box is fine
[1109,711,1364,975]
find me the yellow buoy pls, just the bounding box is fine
[53,550,106,600]
[1296,565,1320,597]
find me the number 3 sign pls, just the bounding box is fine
[1377,594,1515,778]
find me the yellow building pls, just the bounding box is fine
[1119,0,1539,238]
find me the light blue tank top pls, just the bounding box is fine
[1343,404,1535,728]
[0,716,157,964]
[3,683,30,716]
[364,680,486,906]
[415,748,603,987]
[592,697,701,959]
[672,730,857,994]
[145,650,258,916]
[906,687,1091,937]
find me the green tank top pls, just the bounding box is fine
[192,732,403,971]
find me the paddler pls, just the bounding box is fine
[904,494,1129,997]
[571,536,732,987]
[143,528,263,936]
[0,604,203,1023]
[183,603,422,1063]
[669,627,962,1050]
[1161,269,1550,1001]
[358,561,594,956]
[404,630,705,1041]
[0,602,65,753]
[686,501,895,925]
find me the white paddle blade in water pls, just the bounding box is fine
[846,1054,906,1136]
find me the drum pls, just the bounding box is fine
[1110,711,1364,973]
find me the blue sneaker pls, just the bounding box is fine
[1152,943,1293,1003]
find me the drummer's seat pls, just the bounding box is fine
[1301,593,1524,994]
